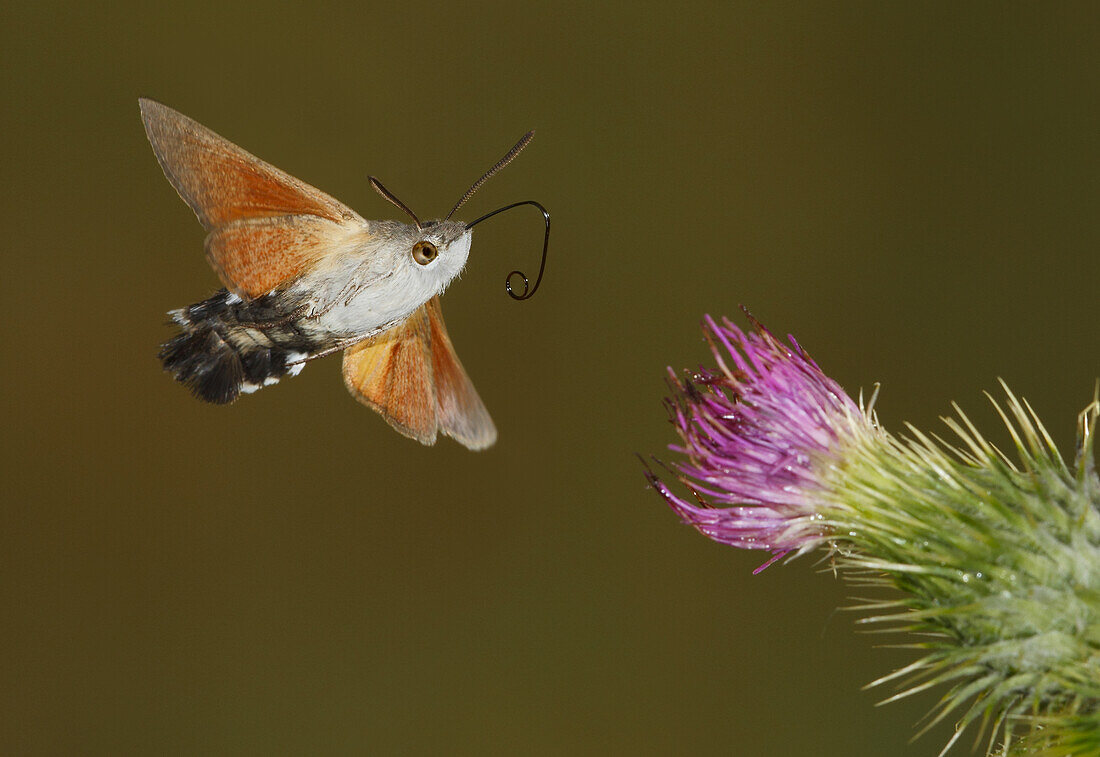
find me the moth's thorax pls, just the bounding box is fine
[292,218,473,337]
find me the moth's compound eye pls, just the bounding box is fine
[412,241,438,265]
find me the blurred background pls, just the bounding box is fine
[2,2,1098,754]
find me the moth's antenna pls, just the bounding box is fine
[369,176,422,231]
[445,131,535,221]
[465,200,550,300]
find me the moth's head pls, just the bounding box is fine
[396,219,473,289]
[367,129,549,301]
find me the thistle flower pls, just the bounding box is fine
[645,313,1100,756]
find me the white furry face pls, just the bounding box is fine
[293,219,474,337]
[409,219,473,289]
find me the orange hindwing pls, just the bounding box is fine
[342,297,496,450]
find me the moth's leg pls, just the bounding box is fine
[303,269,393,319]
[245,303,310,328]
[286,335,367,365]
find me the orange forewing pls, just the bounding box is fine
[342,297,496,450]
[342,306,438,446]
[140,98,365,297]
[425,298,497,450]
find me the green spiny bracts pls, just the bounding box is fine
[646,314,1100,755]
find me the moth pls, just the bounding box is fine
[141,99,548,450]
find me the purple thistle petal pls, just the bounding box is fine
[647,313,869,569]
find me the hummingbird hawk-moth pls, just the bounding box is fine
[141,99,548,450]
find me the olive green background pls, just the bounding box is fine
[3,2,1098,754]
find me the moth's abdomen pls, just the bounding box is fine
[159,289,325,404]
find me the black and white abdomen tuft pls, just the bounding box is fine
[158,289,324,404]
